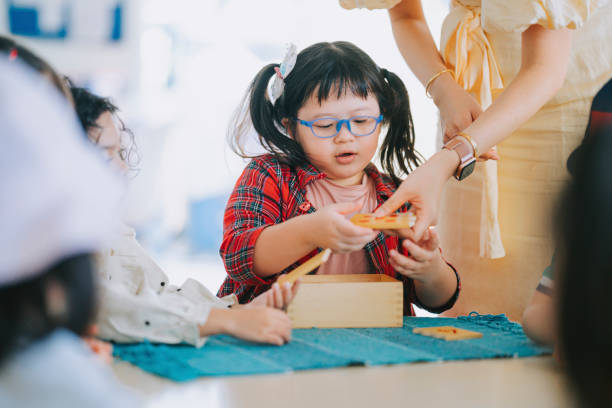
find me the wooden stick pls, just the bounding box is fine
[277,248,332,286]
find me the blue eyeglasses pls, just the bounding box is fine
[297,115,383,139]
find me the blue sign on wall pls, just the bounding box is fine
[7,1,123,42]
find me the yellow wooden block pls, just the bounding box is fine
[412,326,483,341]
[350,213,416,230]
[287,274,403,328]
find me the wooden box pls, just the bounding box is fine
[287,274,403,328]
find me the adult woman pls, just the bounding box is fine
[342,0,612,319]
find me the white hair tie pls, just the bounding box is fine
[268,43,297,105]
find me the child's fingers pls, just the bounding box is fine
[423,227,440,251]
[379,229,399,237]
[272,283,283,309]
[421,227,431,241]
[281,282,293,307]
[412,211,431,241]
[395,228,414,240]
[273,311,292,343]
[264,291,273,308]
[291,280,301,298]
[402,240,433,263]
[265,334,285,346]
[389,249,422,270]
[337,218,375,237]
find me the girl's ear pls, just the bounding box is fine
[280,118,294,139]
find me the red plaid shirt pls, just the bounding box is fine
[218,154,459,315]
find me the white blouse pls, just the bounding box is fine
[95,224,236,347]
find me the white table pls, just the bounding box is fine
[113,356,575,407]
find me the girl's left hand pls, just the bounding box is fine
[249,280,301,310]
[388,228,443,284]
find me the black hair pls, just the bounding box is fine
[230,41,422,184]
[68,82,139,170]
[0,35,73,104]
[556,121,612,408]
[0,254,96,365]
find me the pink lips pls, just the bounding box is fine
[335,151,357,164]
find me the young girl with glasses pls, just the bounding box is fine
[220,41,460,316]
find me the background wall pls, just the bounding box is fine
[1,0,449,298]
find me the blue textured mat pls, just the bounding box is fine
[113,313,552,381]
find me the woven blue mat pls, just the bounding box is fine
[113,313,552,381]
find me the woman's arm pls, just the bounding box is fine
[389,1,483,138]
[462,25,572,154]
[376,24,573,239]
[388,0,445,86]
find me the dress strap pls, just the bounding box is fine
[441,2,506,259]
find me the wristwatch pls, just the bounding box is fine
[443,135,476,180]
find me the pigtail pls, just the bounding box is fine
[378,68,423,185]
[228,63,307,166]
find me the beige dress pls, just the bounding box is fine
[343,0,612,320]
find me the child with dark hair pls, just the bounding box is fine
[0,59,137,407]
[555,78,612,408]
[220,42,460,315]
[522,78,612,350]
[69,85,300,347]
[70,83,138,170]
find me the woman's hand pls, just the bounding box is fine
[429,74,482,143]
[203,307,292,346]
[309,202,379,253]
[375,149,459,240]
[388,228,445,284]
[249,281,301,310]
[430,75,499,160]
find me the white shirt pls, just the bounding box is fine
[0,330,140,408]
[96,224,236,347]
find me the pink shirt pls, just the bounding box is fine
[305,173,379,275]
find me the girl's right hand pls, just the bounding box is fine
[309,202,379,253]
[224,307,292,346]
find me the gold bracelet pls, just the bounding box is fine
[456,131,479,158]
[425,68,454,98]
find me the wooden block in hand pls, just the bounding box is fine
[412,326,483,341]
[350,213,416,230]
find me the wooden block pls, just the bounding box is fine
[350,213,416,229]
[287,274,403,328]
[277,249,332,286]
[412,326,483,341]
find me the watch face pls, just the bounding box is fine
[458,160,476,180]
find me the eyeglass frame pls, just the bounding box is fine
[296,114,384,139]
